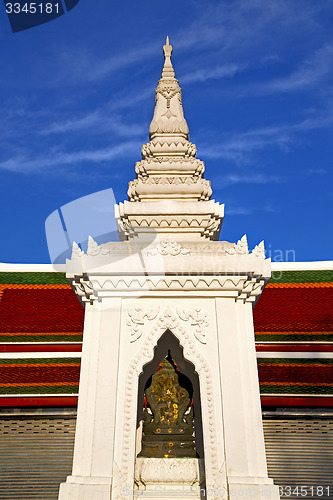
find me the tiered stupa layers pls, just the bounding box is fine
[116,37,224,241]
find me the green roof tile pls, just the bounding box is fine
[270,270,333,284]
[0,358,81,365]
[260,384,333,395]
[257,358,333,365]
[0,272,68,285]
[0,385,79,395]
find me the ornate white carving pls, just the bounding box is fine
[121,308,226,499]
[115,37,224,241]
[226,234,249,255]
[126,307,160,342]
[117,200,224,241]
[134,457,202,485]
[85,276,265,301]
[71,277,97,303]
[122,215,220,230]
[111,461,126,500]
[211,463,228,500]
[157,306,178,331]
[127,176,212,202]
[147,238,191,256]
[252,240,265,259]
[177,308,208,344]
[87,235,110,256]
[71,241,83,259]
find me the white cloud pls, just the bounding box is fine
[200,129,293,164]
[54,0,326,86]
[306,168,327,175]
[225,203,278,216]
[227,206,254,216]
[254,43,333,94]
[42,111,100,134]
[57,44,159,84]
[0,141,140,174]
[223,173,283,186]
[181,64,245,84]
[42,111,145,137]
[200,108,333,164]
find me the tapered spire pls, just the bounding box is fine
[127,37,212,202]
[149,36,189,140]
[116,38,224,241]
[161,36,175,79]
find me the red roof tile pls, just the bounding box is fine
[0,287,84,335]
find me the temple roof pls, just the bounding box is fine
[0,266,332,406]
[0,272,83,343]
[254,270,333,342]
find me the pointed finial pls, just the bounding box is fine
[162,36,174,78]
[148,36,189,141]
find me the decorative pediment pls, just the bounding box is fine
[147,238,191,256]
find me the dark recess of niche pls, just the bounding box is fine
[136,329,205,459]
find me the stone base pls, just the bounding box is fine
[227,477,280,500]
[134,457,204,499]
[135,484,201,500]
[58,476,112,500]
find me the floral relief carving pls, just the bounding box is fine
[147,238,191,256]
[177,308,208,344]
[127,307,160,342]
[135,457,201,485]
[157,306,178,331]
[87,235,110,256]
[225,234,249,255]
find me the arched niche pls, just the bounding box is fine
[136,329,205,460]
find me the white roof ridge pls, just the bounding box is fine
[0,263,66,272]
[271,261,333,271]
[0,261,332,272]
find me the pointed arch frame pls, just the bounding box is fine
[118,307,225,498]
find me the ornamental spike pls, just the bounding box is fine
[252,240,266,259]
[71,241,83,259]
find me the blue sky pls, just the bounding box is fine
[0,0,333,263]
